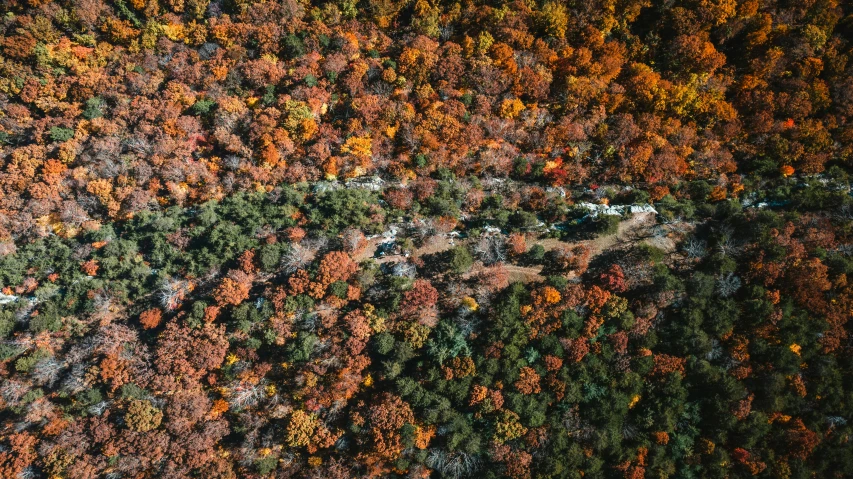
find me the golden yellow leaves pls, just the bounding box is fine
[500,98,525,119]
[402,322,431,349]
[225,353,239,366]
[629,395,641,409]
[161,23,186,42]
[155,20,207,46]
[461,296,479,312]
[125,400,163,432]
[542,286,561,304]
[286,410,319,448]
[87,178,113,201]
[341,135,372,158]
[476,31,494,55]
[363,303,386,333]
[494,409,527,443]
[539,2,569,38]
[442,357,476,380]
[281,100,316,142]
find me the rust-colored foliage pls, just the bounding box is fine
[0,0,849,476]
[514,367,542,395]
[599,264,627,292]
[785,419,821,460]
[215,271,252,306]
[80,259,99,276]
[139,308,163,329]
[651,353,687,379]
[363,393,415,462]
[316,251,357,287]
[155,322,229,384]
[506,233,527,257]
[400,279,439,326]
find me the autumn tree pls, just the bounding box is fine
[215,270,252,306]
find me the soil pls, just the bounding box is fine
[354,212,676,283]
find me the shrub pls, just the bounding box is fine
[49,127,74,142]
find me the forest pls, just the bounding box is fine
[1,0,853,478]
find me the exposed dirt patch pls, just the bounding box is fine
[502,264,545,283]
[354,212,671,283]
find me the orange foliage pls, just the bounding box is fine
[215,275,251,306]
[316,251,357,286]
[514,367,542,395]
[139,308,163,329]
[80,259,99,276]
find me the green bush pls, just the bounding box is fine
[83,97,105,119]
[528,244,546,262]
[0,309,15,339]
[49,127,74,142]
[447,245,473,274]
[592,214,620,236]
[328,280,349,299]
[283,34,306,58]
[191,98,216,115]
[510,210,539,229]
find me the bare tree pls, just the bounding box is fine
[340,227,367,254]
[158,277,192,311]
[716,237,743,257]
[60,363,90,395]
[716,273,742,298]
[281,244,316,274]
[439,23,455,42]
[17,467,37,479]
[837,244,853,257]
[60,200,91,229]
[391,261,417,278]
[0,379,30,407]
[426,449,481,479]
[410,218,437,245]
[713,225,744,257]
[88,400,110,416]
[836,203,853,221]
[229,383,265,409]
[31,357,64,387]
[473,234,506,265]
[706,339,724,361]
[683,237,707,259]
[400,126,420,153]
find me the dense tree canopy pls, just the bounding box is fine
[1,0,853,478]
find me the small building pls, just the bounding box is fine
[375,241,401,258]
